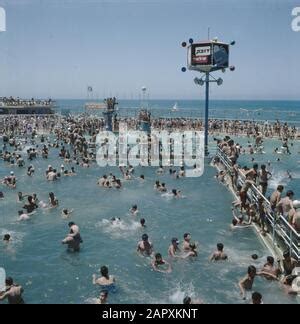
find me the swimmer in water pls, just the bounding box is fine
[93,266,116,288]
[183,296,204,304]
[281,275,300,295]
[140,218,146,228]
[251,292,263,304]
[17,192,29,203]
[171,189,181,198]
[3,234,11,243]
[239,265,278,300]
[18,210,30,221]
[151,253,172,273]
[137,234,154,257]
[61,209,73,219]
[0,192,4,199]
[0,277,25,304]
[130,205,139,216]
[96,290,109,304]
[168,238,181,258]
[210,243,228,261]
[181,233,198,257]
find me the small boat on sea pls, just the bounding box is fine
[171,102,179,112]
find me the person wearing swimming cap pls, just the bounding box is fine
[137,234,153,257]
[168,238,181,258]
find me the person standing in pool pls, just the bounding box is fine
[210,243,228,261]
[0,277,25,304]
[137,234,154,257]
[168,238,181,258]
[22,196,37,214]
[49,192,59,208]
[239,266,278,300]
[93,266,116,291]
[62,222,83,252]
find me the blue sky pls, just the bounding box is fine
[0,0,299,100]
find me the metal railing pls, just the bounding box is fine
[216,147,300,261]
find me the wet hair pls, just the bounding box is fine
[142,234,149,241]
[140,175,145,179]
[18,210,23,215]
[0,192,4,198]
[155,253,162,259]
[232,219,238,226]
[3,234,10,241]
[267,256,274,265]
[277,185,284,192]
[287,190,294,198]
[68,222,75,227]
[5,277,13,286]
[100,266,109,280]
[253,164,258,169]
[184,233,190,239]
[251,254,259,260]
[100,290,108,298]
[132,205,137,210]
[283,250,290,258]
[63,209,68,214]
[183,296,192,304]
[285,275,297,286]
[217,243,224,251]
[261,165,266,170]
[140,218,146,226]
[172,189,177,195]
[248,266,257,276]
[252,292,262,304]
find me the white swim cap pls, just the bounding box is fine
[10,171,14,175]
[293,200,300,209]
[61,165,64,168]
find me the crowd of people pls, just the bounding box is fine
[214,133,300,301]
[0,113,299,304]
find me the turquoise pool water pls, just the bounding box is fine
[0,133,298,304]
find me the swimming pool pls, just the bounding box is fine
[0,134,298,304]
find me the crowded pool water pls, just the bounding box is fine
[0,132,299,304]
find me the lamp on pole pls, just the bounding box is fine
[181,37,236,156]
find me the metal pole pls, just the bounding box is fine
[205,72,210,156]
